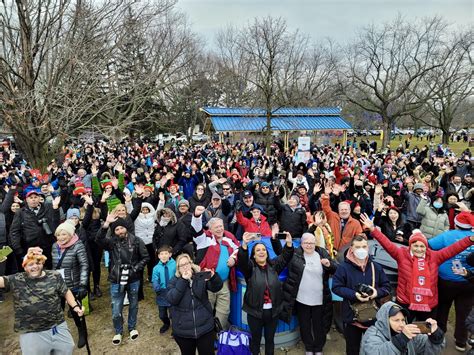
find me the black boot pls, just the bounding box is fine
[73,312,87,349]
[94,285,102,298]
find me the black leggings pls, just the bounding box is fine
[247,309,278,355]
[88,239,103,288]
[295,302,326,352]
[343,323,366,355]
[174,330,215,355]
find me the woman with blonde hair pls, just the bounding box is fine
[307,211,336,258]
[167,253,223,355]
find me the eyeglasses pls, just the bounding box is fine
[178,262,191,268]
[261,186,270,189]
[302,242,316,245]
[223,188,231,190]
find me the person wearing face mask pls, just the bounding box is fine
[332,234,391,355]
[360,214,474,323]
[134,202,157,300]
[416,191,449,239]
[153,208,184,258]
[360,302,445,355]
[237,231,294,355]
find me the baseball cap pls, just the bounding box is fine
[243,190,253,198]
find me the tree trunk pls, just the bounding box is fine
[381,119,391,148]
[265,110,272,155]
[15,135,56,172]
[441,128,449,144]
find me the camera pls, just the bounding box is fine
[356,283,374,297]
[120,264,131,292]
[38,218,52,235]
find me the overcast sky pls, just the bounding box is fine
[177,0,473,47]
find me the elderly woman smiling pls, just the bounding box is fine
[281,232,337,355]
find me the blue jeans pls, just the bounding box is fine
[110,280,140,335]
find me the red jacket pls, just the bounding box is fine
[371,228,474,309]
[236,212,273,236]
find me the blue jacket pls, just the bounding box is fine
[428,229,474,283]
[332,252,391,325]
[152,258,177,306]
[178,175,200,200]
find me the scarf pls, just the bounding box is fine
[346,247,368,272]
[448,207,456,230]
[409,256,433,312]
[59,234,79,250]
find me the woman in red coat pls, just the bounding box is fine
[360,214,474,322]
[236,206,273,237]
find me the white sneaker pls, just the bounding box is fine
[112,334,122,345]
[123,294,129,306]
[130,329,139,340]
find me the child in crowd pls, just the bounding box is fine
[152,245,176,334]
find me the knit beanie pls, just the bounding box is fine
[66,208,80,220]
[101,179,113,189]
[110,218,128,233]
[55,220,76,236]
[73,181,86,196]
[409,230,428,247]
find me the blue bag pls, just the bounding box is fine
[217,326,251,355]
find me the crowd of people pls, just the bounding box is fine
[0,137,473,355]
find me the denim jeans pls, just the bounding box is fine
[110,280,140,335]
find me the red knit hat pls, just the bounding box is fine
[409,230,428,247]
[73,182,86,196]
[101,179,113,189]
[454,212,474,229]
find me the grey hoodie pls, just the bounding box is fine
[360,302,445,355]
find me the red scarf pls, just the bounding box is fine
[409,256,433,312]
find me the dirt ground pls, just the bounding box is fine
[0,267,467,354]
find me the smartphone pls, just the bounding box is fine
[452,259,463,270]
[248,233,261,241]
[201,271,212,279]
[412,321,431,334]
[276,232,287,240]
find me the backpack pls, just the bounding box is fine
[217,326,251,355]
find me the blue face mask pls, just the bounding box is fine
[433,202,443,209]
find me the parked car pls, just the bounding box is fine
[191,132,210,142]
[162,132,187,144]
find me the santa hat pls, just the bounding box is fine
[168,183,179,191]
[73,181,86,196]
[144,183,154,192]
[454,212,474,230]
[101,179,113,189]
[409,230,428,247]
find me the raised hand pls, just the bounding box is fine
[360,213,375,232]
[313,183,322,195]
[52,196,61,209]
[82,194,94,205]
[194,205,205,217]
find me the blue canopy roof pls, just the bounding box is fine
[201,107,341,116]
[210,116,351,132]
[201,106,351,132]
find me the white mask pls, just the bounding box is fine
[354,248,368,260]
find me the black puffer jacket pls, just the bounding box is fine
[254,190,279,225]
[52,240,89,289]
[95,227,149,284]
[167,271,223,338]
[278,205,307,239]
[237,243,294,319]
[153,208,186,256]
[280,247,336,331]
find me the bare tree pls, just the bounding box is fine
[216,17,309,152]
[338,16,449,147]
[415,29,473,143]
[0,0,198,168]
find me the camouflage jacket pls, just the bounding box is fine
[3,270,68,333]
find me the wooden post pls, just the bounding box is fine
[284,132,289,152]
[343,130,347,147]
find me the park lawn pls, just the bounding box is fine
[350,134,470,156]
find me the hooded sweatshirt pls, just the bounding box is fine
[134,202,156,245]
[360,301,445,355]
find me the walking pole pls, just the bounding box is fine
[75,296,91,355]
